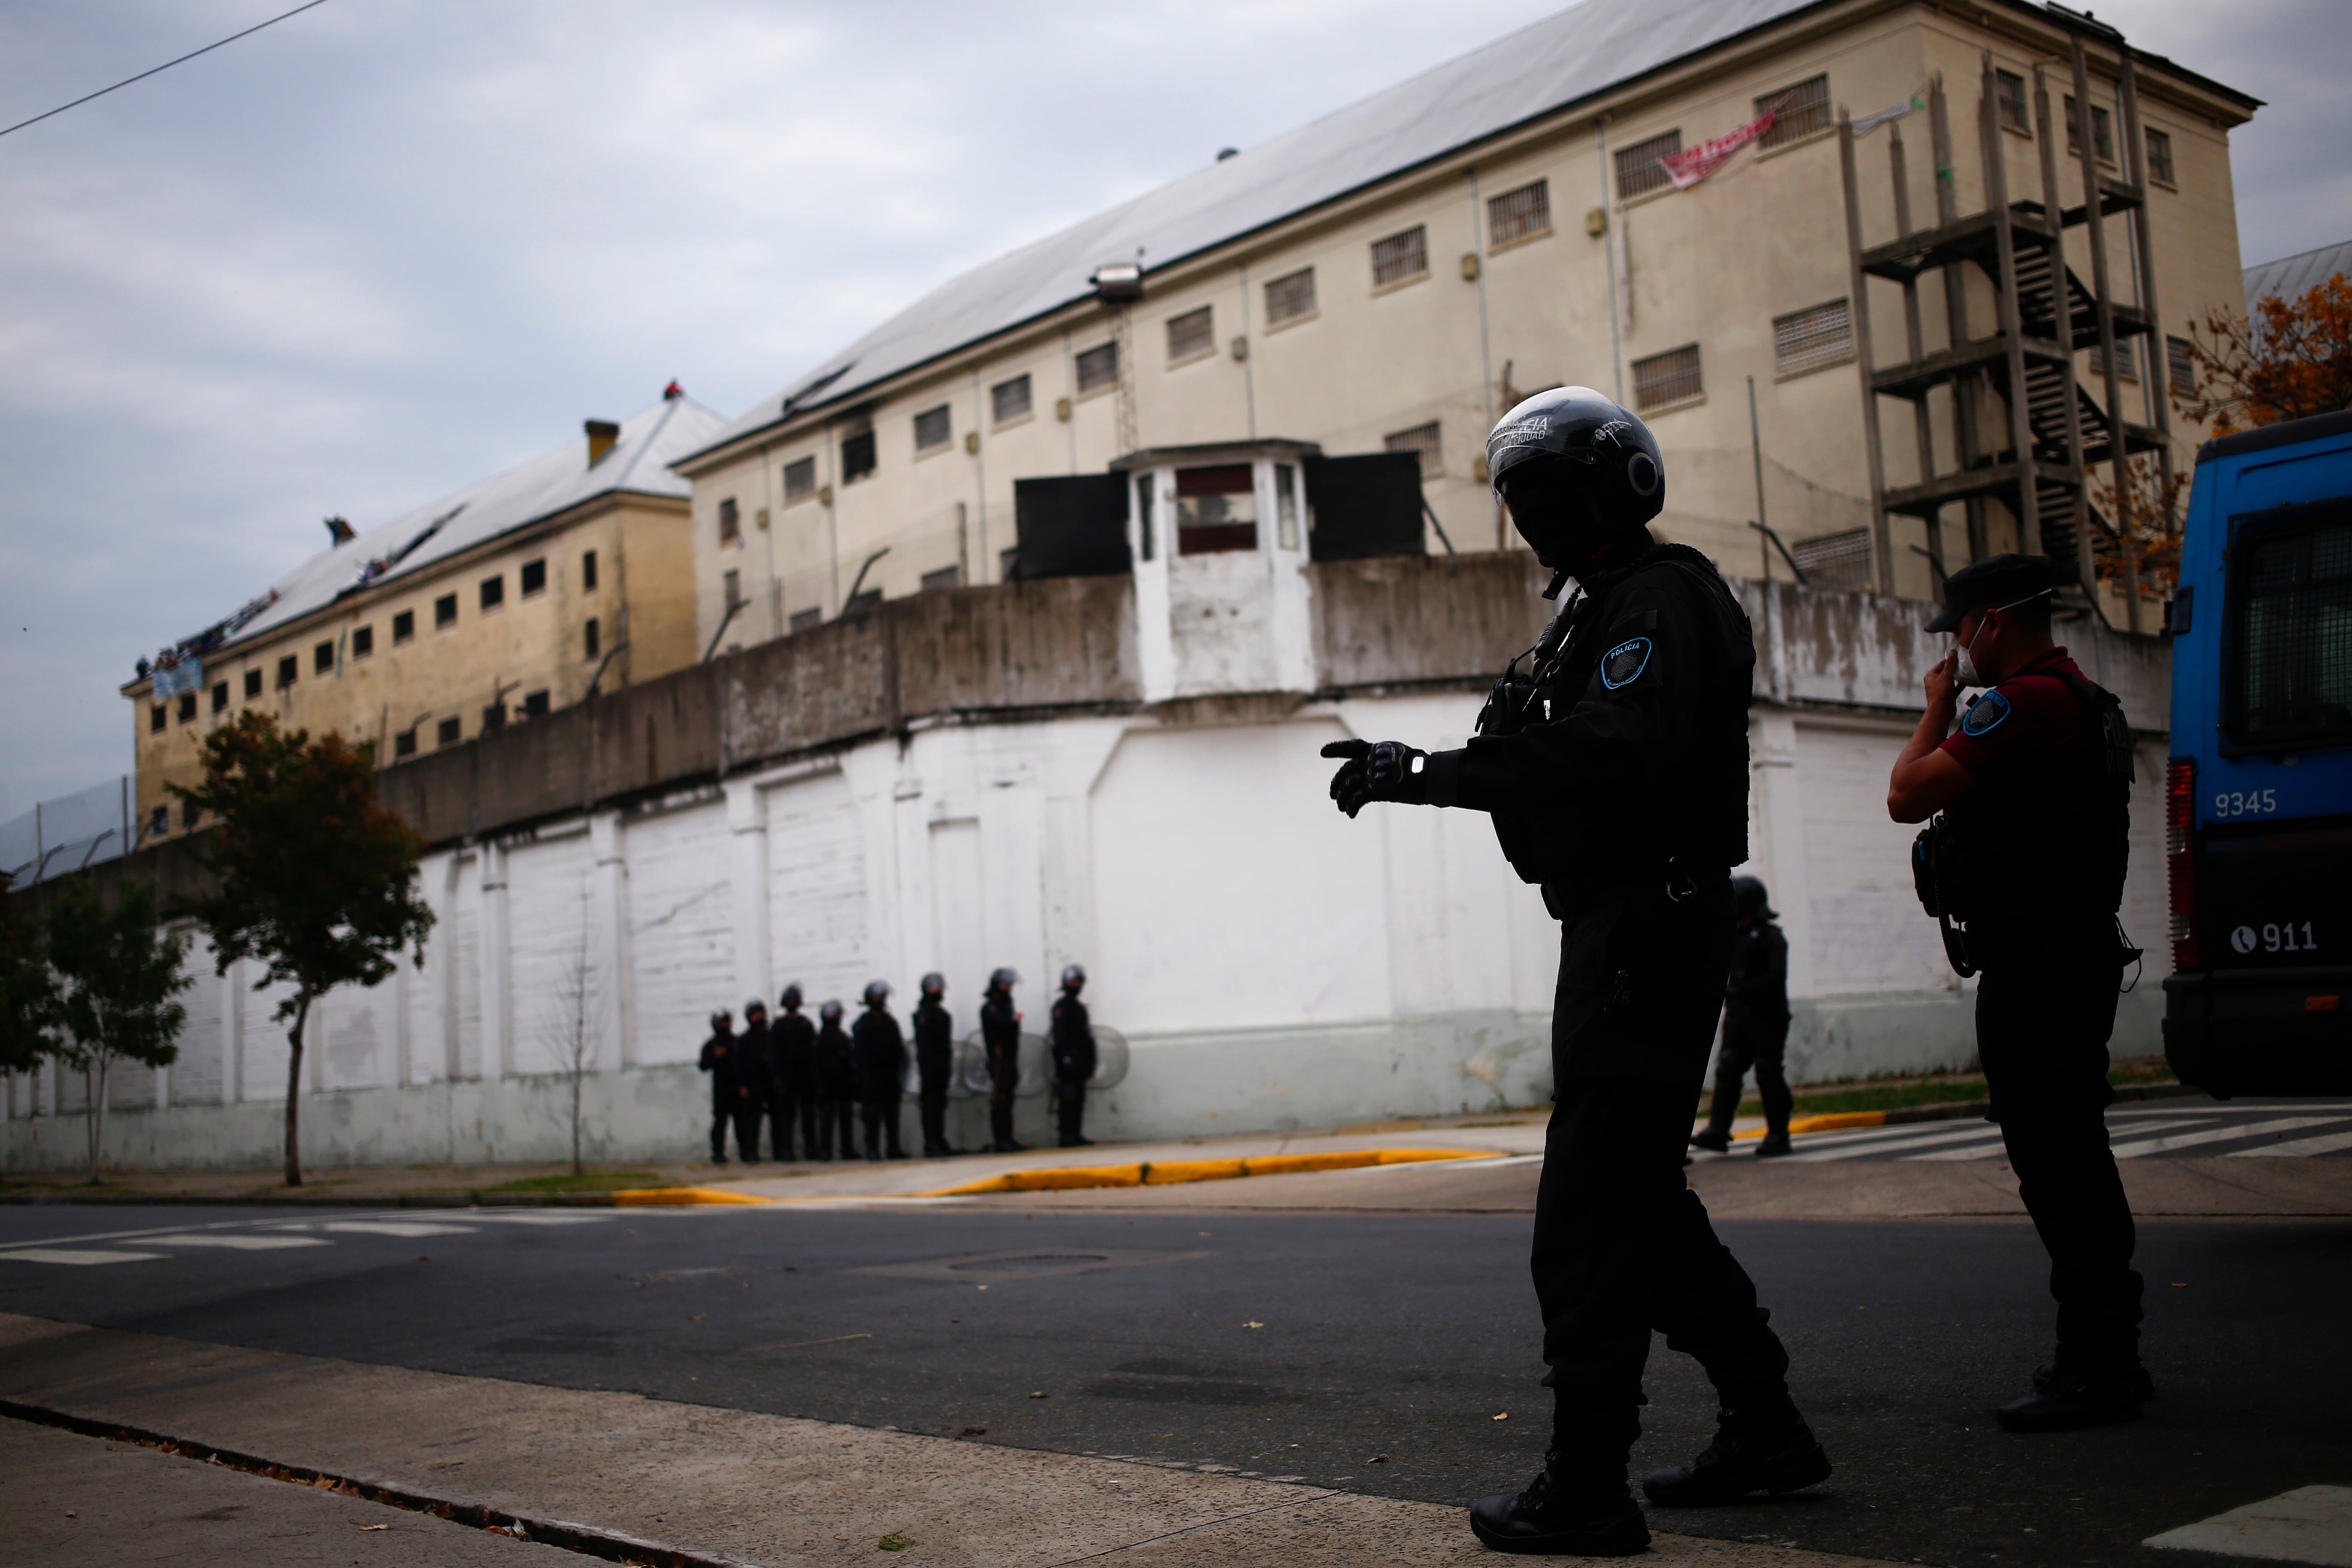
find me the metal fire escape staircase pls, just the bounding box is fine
[1838,35,2174,631]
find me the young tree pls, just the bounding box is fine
[536,881,603,1176]
[0,872,62,1168]
[44,878,190,1181]
[173,714,434,1186]
[2180,271,2352,437]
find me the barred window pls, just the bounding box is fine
[1166,305,1215,363]
[2089,336,2139,383]
[1631,343,1703,409]
[990,374,1032,424]
[1995,70,2029,133]
[1075,341,1118,393]
[2065,96,2115,163]
[913,403,952,451]
[437,716,461,748]
[1773,299,1853,374]
[1486,179,1551,245]
[1384,421,1444,477]
[1263,267,1317,325]
[1614,130,1682,199]
[2168,335,2196,397]
[2232,516,2352,750]
[840,426,876,483]
[1370,225,1429,288]
[1756,74,1830,148]
[1791,527,1874,589]
[2145,126,2175,185]
[717,497,740,545]
[783,454,817,501]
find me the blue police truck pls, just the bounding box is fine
[2164,407,2352,1096]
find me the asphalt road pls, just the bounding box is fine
[1,1202,2346,1568]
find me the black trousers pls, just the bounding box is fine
[1055,1074,1088,1143]
[919,1057,953,1151]
[860,1095,905,1158]
[1976,953,2142,1377]
[711,1098,757,1161]
[814,1097,857,1160]
[988,1044,1019,1146]
[1534,872,1792,1473]
[1705,1011,1792,1138]
[767,1089,810,1162]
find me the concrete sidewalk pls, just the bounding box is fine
[0,1311,1892,1568]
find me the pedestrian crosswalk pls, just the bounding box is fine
[1740,1102,2352,1163]
[0,1207,620,1266]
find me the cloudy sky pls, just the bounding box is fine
[0,0,2341,819]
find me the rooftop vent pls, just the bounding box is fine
[585,419,620,466]
[324,516,355,546]
[1091,261,1144,303]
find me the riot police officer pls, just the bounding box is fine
[1888,553,2143,1432]
[1323,388,1827,1555]
[772,984,818,1161]
[914,973,957,1157]
[1050,964,1097,1148]
[736,999,774,1162]
[814,999,858,1161]
[695,1009,751,1164]
[980,968,1024,1153]
[1689,876,1794,1157]
[851,979,908,1161]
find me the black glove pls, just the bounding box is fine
[1321,739,1430,818]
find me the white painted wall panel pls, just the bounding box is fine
[930,818,987,998]
[449,854,484,1080]
[241,974,301,1102]
[1795,720,1952,995]
[321,979,395,1090]
[505,830,598,1077]
[171,949,226,1106]
[627,802,736,1065]
[767,771,872,1011]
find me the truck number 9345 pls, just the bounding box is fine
[2232,921,2317,955]
[2213,789,2279,818]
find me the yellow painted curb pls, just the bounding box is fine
[919,1146,1500,1197]
[612,1186,772,1206]
[1731,1110,1887,1141]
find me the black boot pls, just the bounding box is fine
[1755,1132,1792,1157]
[1469,1462,1649,1556]
[1642,1402,1830,1505]
[1688,1127,1732,1153]
[1995,1364,2145,1433]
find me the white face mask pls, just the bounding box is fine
[1950,591,2049,688]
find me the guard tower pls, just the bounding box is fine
[1839,21,2174,633]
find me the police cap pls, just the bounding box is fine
[1925,554,2065,634]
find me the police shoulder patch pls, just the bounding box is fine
[1960,689,2012,737]
[1600,637,1654,690]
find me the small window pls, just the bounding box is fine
[394,728,418,758]
[2145,126,2175,185]
[1614,129,1683,199]
[718,497,741,546]
[479,574,504,611]
[921,565,962,592]
[211,681,229,713]
[150,702,167,734]
[1757,75,1831,149]
[520,558,546,596]
[2168,335,2196,397]
[277,654,298,689]
[351,625,373,659]
[522,690,550,719]
[2065,96,2115,163]
[435,594,458,628]
[1135,473,1156,563]
[723,568,742,611]
[177,692,197,724]
[1370,225,1430,288]
[1165,306,1215,364]
[783,455,818,501]
[584,617,601,659]
[990,374,1033,425]
[1263,267,1317,325]
[2229,517,2352,749]
[392,609,415,644]
[149,805,168,837]
[1486,179,1551,245]
[1995,70,2029,133]
[581,549,599,590]
[1275,462,1301,551]
[1632,343,1704,410]
[1075,341,1118,393]
[789,606,823,634]
[437,716,461,748]
[244,668,263,698]
[1384,421,1444,477]
[913,404,953,451]
[1773,299,1853,374]
[1175,464,1258,555]
[1791,527,1874,589]
[841,426,877,483]
[315,640,335,675]
[2090,336,2139,383]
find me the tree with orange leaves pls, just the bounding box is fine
[2179,272,2352,438]
[171,715,432,1186]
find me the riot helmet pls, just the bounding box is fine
[987,967,1018,995]
[920,971,945,998]
[1731,875,1776,921]
[1061,963,1086,992]
[819,998,844,1023]
[744,999,768,1021]
[1486,387,1664,575]
[862,979,891,1008]
[779,983,803,1010]
[709,1008,732,1030]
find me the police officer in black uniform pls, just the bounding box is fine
[980,968,1024,1153]
[736,999,774,1162]
[814,999,858,1161]
[772,984,818,1161]
[913,973,957,1157]
[1889,553,2144,1432]
[1689,876,1794,1157]
[696,1009,751,1163]
[1050,964,1097,1148]
[1323,387,1828,1555]
[851,979,909,1161]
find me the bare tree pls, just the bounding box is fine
[535,880,602,1176]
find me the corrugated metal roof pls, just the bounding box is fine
[2245,239,2352,316]
[171,394,727,664]
[682,0,1835,464]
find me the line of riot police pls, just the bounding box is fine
[695,964,1105,1162]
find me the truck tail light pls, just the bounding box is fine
[2167,757,2199,971]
